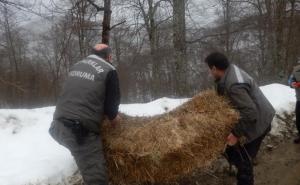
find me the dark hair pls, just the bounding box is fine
[205,52,230,70]
[92,47,112,59]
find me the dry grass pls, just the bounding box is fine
[102,90,239,185]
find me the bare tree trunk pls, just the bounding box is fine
[71,0,88,57]
[274,0,286,77]
[265,0,276,75]
[137,0,158,55]
[255,0,268,81]
[102,0,111,44]
[136,0,162,97]
[148,0,157,56]
[173,0,186,56]
[3,5,19,104]
[285,0,296,75]
[224,0,231,56]
[173,0,187,96]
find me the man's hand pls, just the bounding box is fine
[227,133,238,146]
[110,114,121,128]
[292,82,300,88]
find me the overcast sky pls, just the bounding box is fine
[5,0,225,37]
[13,0,220,26]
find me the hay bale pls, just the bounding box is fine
[102,90,239,185]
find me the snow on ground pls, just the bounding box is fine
[0,107,76,185]
[0,83,296,185]
[260,84,296,113]
[260,84,297,135]
[120,97,189,117]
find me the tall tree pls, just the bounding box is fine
[173,0,187,96]
[87,0,112,44]
[102,0,111,44]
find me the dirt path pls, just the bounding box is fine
[177,138,300,185]
[255,139,300,185]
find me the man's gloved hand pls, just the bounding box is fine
[292,82,300,88]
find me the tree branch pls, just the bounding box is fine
[110,20,126,30]
[186,23,252,44]
[86,0,106,12]
[0,77,26,93]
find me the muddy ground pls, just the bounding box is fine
[176,136,300,185]
[255,139,300,185]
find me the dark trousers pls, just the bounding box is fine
[49,120,108,185]
[225,134,266,185]
[295,101,300,135]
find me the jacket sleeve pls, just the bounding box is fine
[228,84,258,138]
[104,70,121,120]
[288,75,296,88]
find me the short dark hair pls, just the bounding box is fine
[92,46,112,59]
[205,52,230,70]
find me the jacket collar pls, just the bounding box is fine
[218,64,233,85]
[87,54,115,70]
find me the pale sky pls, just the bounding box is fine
[14,0,221,28]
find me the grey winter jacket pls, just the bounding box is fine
[53,55,119,133]
[217,64,275,143]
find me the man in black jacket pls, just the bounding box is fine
[49,44,121,185]
[205,52,275,185]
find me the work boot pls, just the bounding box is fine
[294,136,300,144]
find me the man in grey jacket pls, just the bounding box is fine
[49,44,120,185]
[205,52,275,185]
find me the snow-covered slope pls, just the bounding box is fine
[0,83,296,185]
[260,84,295,113]
[260,84,296,135]
[0,107,75,185]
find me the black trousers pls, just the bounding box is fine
[295,101,300,135]
[225,133,266,185]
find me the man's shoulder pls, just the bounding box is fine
[87,55,116,71]
[226,65,254,86]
